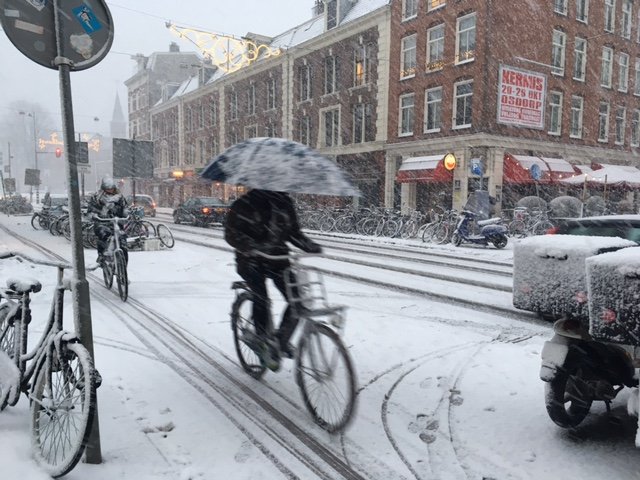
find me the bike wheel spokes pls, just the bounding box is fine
[157,224,175,248]
[232,293,266,379]
[102,261,113,290]
[31,342,96,478]
[296,324,356,433]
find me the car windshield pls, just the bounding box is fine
[195,197,225,205]
[563,222,640,243]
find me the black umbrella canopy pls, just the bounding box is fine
[200,137,360,197]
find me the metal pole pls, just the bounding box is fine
[53,0,101,464]
[33,112,39,204]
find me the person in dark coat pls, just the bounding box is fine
[87,175,129,264]
[224,189,322,371]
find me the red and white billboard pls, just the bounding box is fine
[497,65,547,129]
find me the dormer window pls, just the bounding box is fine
[326,0,337,30]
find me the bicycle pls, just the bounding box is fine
[0,251,99,478]
[95,216,129,301]
[230,251,357,432]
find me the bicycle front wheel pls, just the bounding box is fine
[31,340,97,478]
[296,323,356,433]
[156,224,175,248]
[115,250,128,302]
[102,260,113,290]
[231,292,267,380]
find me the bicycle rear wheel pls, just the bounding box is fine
[115,250,128,302]
[156,224,175,248]
[295,323,356,433]
[0,303,17,411]
[31,340,97,478]
[231,292,267,380]
[31,213,42,230]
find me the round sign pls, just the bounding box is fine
[443,153,457,171]
[1,0,114,71]
[530,163,542,181]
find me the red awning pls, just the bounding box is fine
[396,155,453,183]
[503,153,551,184]
[539,157,580,181]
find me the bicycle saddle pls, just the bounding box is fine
[6,278,42,294]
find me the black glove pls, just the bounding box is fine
[304,241,322,254]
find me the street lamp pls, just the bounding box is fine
[18,111,39,203]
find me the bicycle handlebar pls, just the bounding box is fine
[93,215,129,222]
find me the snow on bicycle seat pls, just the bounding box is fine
[6,278,42,293]
[477,217,502,226]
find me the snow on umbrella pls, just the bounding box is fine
[200,137,360,196]
[549,195,582,218]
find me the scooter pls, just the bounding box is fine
[540,317,638,428]
[451,210,508,249]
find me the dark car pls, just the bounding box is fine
[127,194,156,217]
[513,215,640,321]
[173,197,230,226]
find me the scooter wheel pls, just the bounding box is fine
[492,235,508,249]
[451,233,462,246]
[544,353,593,428]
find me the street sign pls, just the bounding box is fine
[3,178,16,194]
[471,158,483,176]
[24,168,40,186]
[113,138,154,178]
[76,141,89,164]
[0,0,114,71]
[530,163,542,181]
[77,164,91,174]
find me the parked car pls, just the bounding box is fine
[173,197,230,226]
[127,194,156,217]
[513,214,640,321]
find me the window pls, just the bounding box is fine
[326,0,337,29]
[323,108,340,147]
[353,103,373,143]
[548,91,563,135]
[576,0,589,22]
[601,47,613,87]
[196,138,206,164]
[399,93,415,136]
[324,56,338,94]
[402,0,418,20]
[598,102,610,142]
[424,86,442,132]
[299,115,311,146]
[186,144,195,165]
[619,53,630,92]
[636,59,640,95]
[573,37,587,81]
[455,13,476,64]
[632,110,640,146]
[554,0,567,14]
[615,106,626,144]
[427,0,445,11]
[354,44,370,86]
[267,78,276,110]
[604,0,615,33]
[265,121,277,138]
[244,125,257,139]
[230,91,238,120]
[426,24,445,71]
[211,137,218,157]
[198,104,205,129]
[453,80,473,128]
[570,96,584,138]
[247,84,256,115]
[400,34,417,78]
[210,98,217,126]
[299,64,311,101]
[622,0,632,39]
[551,30,566,75]
[185,107,192,131]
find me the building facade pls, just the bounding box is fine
[125,0,640,212]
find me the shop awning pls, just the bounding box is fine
[396,155,453,183]
[503,153,551,184]
[562,163,640,187]
[540,157,578,181]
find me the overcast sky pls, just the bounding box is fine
[0,1,315,136]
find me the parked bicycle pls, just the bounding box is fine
[0,251,99,477]
[230,251,357,432]
[95,216,129,301]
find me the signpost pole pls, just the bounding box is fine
[53,0,102,464]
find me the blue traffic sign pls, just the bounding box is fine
[530,163,542,181]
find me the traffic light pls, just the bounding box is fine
[55,147,62,158]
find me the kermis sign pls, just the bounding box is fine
[497,65,547,129]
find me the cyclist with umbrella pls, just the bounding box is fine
[225,189,321,371]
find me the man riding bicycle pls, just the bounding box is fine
[224,189,322,371]
[88,175,130,265]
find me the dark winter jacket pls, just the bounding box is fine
[224,190,320,262]
[87,190,129,219]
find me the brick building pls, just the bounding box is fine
[127,0,640,212]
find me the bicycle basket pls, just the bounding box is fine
[284,265,329,313]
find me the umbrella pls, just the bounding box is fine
[200,137,360,196]
[549,195,582,218]
[516,196,547,211]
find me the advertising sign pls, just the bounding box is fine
[113,138,154,178]
[24,168,40,186]
[497,65,547,129]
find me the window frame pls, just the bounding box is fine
[601,46,614,88]
[398,92,415,137]
[400,34,417,79]
[570,95,584,139]
[324,55,338,95]
[631,109,640,146]
[424,86,443,133]
[455,12,476,65]
[619,53,630,92]
[551,30,567,76]
[230,91,238,120]
[576,0,589,23]
[622,0,632,39]
[635,58,640,96]
[321,106,341,147]
[426,24,445,72]
[453,79,473,129]
[554,0,568,15]
[548,91,563,136]
[247,83,256,116]
[352,103,373,144]
[604,0,616,33]
[266,77,277,110]
[573,37,587,81]
[298,64,311,101]
[598,101,610,142]
[353,44,370,87]
[402,0,419,21]
[427,0,445,12]
[615,106,627,145]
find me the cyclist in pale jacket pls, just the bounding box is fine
[87,176,129,264]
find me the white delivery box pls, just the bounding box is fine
[513,235,636,322]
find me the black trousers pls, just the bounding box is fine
[237,258,299,348]
[94,224,128,263]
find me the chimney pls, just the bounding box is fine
[169,42,180,53]
[313,0,324,16]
